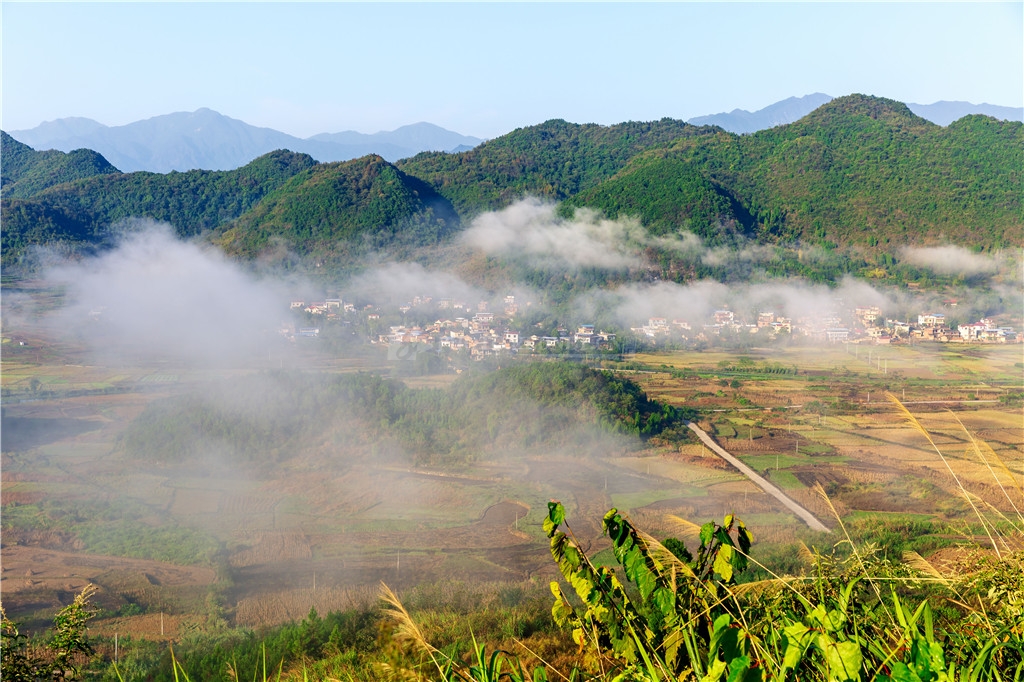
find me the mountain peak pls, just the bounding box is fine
[804,94,929,126]
[906,100,1024,126]
[688,93,833,134]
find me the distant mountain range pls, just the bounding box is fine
[9,96,1021,175]
[687,94,1023,134]
[4,94,1020,272]
[8,110,483,173]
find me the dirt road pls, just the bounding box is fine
[686,422,831,533]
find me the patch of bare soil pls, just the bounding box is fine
[0,545,216,615]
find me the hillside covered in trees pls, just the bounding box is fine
[0,131,120,199]
[212,155,461,260]
[1,149,316,267]
[120,363,692,469]
[393,118,712,214]
[626,96,1023,249]
[2,95,1020,270]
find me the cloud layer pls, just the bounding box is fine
[900,245,1000,277]
[45,223,289,365]
[461,199,645,269]
[595,276,898,327]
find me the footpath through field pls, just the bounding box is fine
[685,422,831,533]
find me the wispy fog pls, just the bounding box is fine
[44,222,290,366]
[593,276,896,327]
[460,199,785,271]
[15,208,1022,372]
[342,262,489,306]
[461,199,645,269]
[900,245,1001,277]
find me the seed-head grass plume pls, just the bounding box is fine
[886,393,1001,557]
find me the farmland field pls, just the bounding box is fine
[2,334,1022,637]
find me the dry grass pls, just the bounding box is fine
[235,586,378,629]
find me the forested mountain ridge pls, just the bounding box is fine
[3,94,1020,270]
[213,155,461,260]
[564,95,1023,248]
[394,118,717,216]
[1,131,120,198]
[687,94,1024,134]
[1,150,316,267]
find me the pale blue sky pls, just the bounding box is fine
[3,2,1021,138]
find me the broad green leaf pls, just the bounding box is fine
[651,586,676,620]
[544,502,565,536]
[886,662,922,682]
[714,544,735,582]
[822,608,847,633]
[727,655,761,682]
[563,544,581,569]
[781,621,814,674]
[571,627,586,648]
[702,658,728,682]
[700,522,714,547]
[824,640,862,682]
[633,563,657,601]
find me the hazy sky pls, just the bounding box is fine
[3,2,1021,139]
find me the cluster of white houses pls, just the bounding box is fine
[377,315,617,358]
[285,295,1018,351]
[631,305,1018,345]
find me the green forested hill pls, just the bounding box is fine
[1,150,315,266]
[121,363,690,468]
[561,155,756,245]
[1,131,120,198]
[601,95,1023,248]
[400,97,1021,250]
[394,118,716,215]
[214,155,460,260]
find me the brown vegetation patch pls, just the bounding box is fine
[220,493,281,514]
[2,490,45,505]
[90,612,186,641]
[230,530,313,568]
[234,586,378,628]
[0,545,215,617]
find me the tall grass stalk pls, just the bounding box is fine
[952,410,1024,530]
[888,393,1001,557]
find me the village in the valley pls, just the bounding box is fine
[285,292,1020,359]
